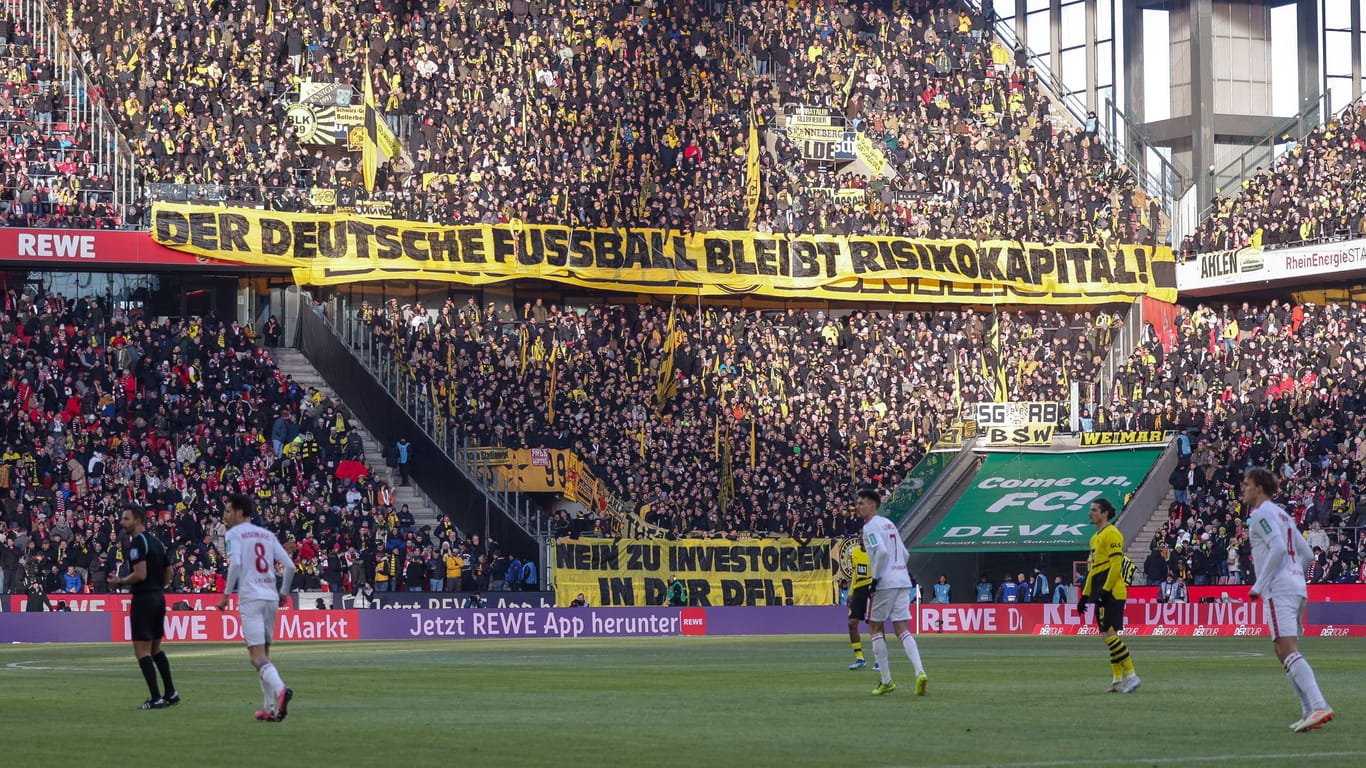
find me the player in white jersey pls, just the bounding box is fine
[216,492,297,723]
[1243,468,1334,733]
[857,489,927,697]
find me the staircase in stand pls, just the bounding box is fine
[1126,490,1176,566]
[271,347,444,531]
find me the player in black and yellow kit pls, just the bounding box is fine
[1077,498,1140,693]
[846,543,874,670]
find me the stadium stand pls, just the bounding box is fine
[49,0,1157,243]
[1190,100,1366,255]
[0,290,483,599]
[1099,300,1366,584]
[0,9,122,229]
[362,298,1114,538]
[9,0,1358,596]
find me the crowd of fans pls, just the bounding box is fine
[363,296,1115,538]
[36,0,1161,244]
[9,288,1366,597]
[1189,100,1366,254]
[0,289,497,603]
[1099,300,1366,585]
[19,0,1366,251]
[7,0,1366,599]
[0,12,122,228]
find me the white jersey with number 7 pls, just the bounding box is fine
[1248,499,1312,600]
[226,523,294,602]
[862,515,912,589]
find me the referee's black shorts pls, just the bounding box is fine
[1095,593,1125,634]
[129,594,166,642]
[848,585,871,621]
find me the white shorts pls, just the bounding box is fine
[867,588,912,624]
[1264,595,1305,640]
[240,599,280,647]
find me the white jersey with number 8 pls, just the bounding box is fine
[226,523,293,602]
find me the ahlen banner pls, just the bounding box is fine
[149,203,1178,305]
[552,538,835,606]
[917,449,1162,551]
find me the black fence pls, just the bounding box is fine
[296,303,540,563]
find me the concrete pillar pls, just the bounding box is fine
[1190,0,1215,207]
[1050,0,1063,76]
[1085,0,1098,112]
[1298,0,1321,126]
[1122,0,1145,176]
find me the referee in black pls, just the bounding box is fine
[109,502,180,709]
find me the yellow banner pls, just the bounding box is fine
[854,131,891,177]
[468,448,608,506]
[308,187,337,208]
[984,423,1054,447]
[933,421,977,449]
[552,538,834,606]
[805,187,867,204]
[150,203,1178,305]
[1078,431,1171,447]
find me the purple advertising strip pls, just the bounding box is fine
[363,607,684,640]
[9,604,1366,643]
[1307,602,1366,625]
[0,613,109,643]
[359,606,851,640]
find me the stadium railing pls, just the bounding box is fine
[315,291,550,542]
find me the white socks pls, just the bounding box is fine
[260,662,285,702]
[871,634,892,684]
[260,674,272,709]
[1284,652,1328,712]
[1285,670,1310,718]
[899,632,925,677]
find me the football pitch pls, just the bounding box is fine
[2,636,1361,767]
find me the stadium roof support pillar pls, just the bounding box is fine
[1085,0,1099,111]
[1122,0,1145,169]
[1299,0,1323,121]
[1050,0,1063,92]
[1015,0,1028,50]
[1190,0,1217,208]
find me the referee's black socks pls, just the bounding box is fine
[138,655,161,700]
[152,651,176,698]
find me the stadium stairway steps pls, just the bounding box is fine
[1125,490,1176,565]
[270,348,445,531]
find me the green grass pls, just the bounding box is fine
[1,636,1362,767]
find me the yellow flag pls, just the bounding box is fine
[362,73,379,193]
[981,307,1009,403]
[745,112,762,228]
[654,299,679,412]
